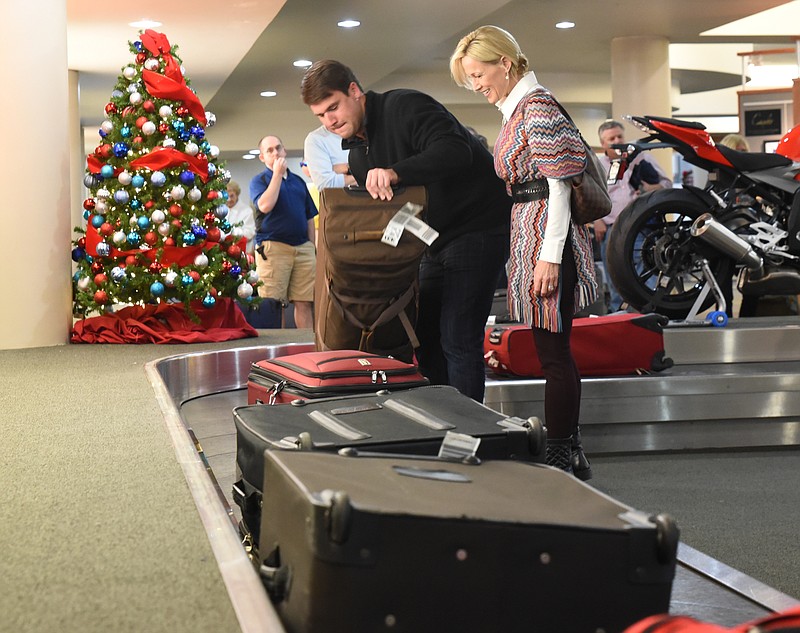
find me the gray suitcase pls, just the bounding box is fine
[259,450,679,633]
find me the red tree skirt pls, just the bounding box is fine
[71,297,258,344]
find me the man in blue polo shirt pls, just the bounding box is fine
[249,135,318,329]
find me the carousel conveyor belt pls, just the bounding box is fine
[149,316,800,632]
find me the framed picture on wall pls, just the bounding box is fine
[744,108,782,137]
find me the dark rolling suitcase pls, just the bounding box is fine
[315,186,428,362]
[246,349,429,405]
[484,312,674,377]
[259,450,679,633]
[233,385,546,554]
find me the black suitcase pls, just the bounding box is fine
[259,450,679,633]
[232,385,546,553]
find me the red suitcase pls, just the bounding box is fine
[622,605,800,633]
[484,312,673,377]
[247,350,429,405]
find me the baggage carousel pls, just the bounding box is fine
[148,316,800,633]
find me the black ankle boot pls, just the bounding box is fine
[571,426,593,481]
[545,437,574,474]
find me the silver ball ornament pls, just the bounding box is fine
[157,222,171,236]
[113,231,127,245]
[122,66,136,80]
[184,141,199,156]
[110,266,127,283]
[141,121,156,136]
[214,205,228,219]
[246,270,259,285]
[96,187,110,199]
[162,138,177,149]
[220,169,232,185]
[94,200,108,214]
[204,112,216,127]
[96,242,111,257]
[237,283,254,299]
[144,58,159,71]
[164,271,179,287]
[187,187,202,202]
[77,276,91,292]
[129,92,143,106]
[159,105,173,119]
[101,120,114,134]
[150,171,167,187]
[170,185,186,200]
[194,253,209,268]
[117,171,132,186]
[208,145,220,159]
[150,209,166,224]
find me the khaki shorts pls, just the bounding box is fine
[255,240,316,303]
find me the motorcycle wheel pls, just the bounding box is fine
[606,189,735,320]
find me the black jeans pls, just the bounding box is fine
[416,230,507,402]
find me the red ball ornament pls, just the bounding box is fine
[206,190,218,200]
[122,106,136,118]
[189,270,200,282]
[144,200,155,209]
[158,122,170,134]
[90,261,104,274]
[104,103,118,115]
[206,227,221,242]
[176,105,189,117]
[144,232,158,246]
[143,100,156,113]
[136,52,147,64]
[164,237,175,247]
[83,198,96,211]
[135,116,148,129]
[148,261,163,274]
[169,204,183,218]
[125,255,138,266]
[209,287,218,297]
[78,237,87,249]
[94,290,108,304]
[133,136,144,145]
[171,219,183,229]
[100,222,113,236]
[95,144,113,158]
[94,273,107,286]
[221,260,232,273]
[227,244,242,259]
[203,212,216,224]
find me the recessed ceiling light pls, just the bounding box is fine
[129,19,162,29]
[249,149,261,155]
[555,21,575,29]
[243,154,256,160]
[338,19,361,28]
[293,59,313,68]
[260,90,277,97]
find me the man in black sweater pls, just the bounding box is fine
[301,59,511,402]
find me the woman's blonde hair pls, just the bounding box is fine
[450,25,529,89]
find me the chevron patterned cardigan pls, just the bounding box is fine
[494,88,598,332]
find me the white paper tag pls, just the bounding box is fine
[381,202,438,247]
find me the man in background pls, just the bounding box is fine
[596,119,672,312]
[249,135,317,329]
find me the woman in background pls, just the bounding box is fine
[451,25,598,478]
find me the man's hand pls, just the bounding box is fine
[593,219,607,243]
[272,156,288,178]
[365,168,399,200]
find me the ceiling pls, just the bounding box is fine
[68,0,796,163]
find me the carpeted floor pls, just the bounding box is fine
[0,329,309,633]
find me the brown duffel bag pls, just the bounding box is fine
[315,186,428,363]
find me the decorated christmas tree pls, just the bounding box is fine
[71,30,259,322]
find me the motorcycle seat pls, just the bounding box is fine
[717,144,792,172]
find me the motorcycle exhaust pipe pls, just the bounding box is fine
[690,213,763,275]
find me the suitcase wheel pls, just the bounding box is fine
[650,513,680,564]
[297,431,314,451]
[325,490,352,544]
[650,350,674,372]
[525,416,547,456]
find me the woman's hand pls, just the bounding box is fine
[534,260,560,297]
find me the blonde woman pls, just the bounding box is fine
[451,26,598,478]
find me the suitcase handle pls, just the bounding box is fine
[343,184,411,197]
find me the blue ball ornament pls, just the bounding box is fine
[113,190,130,204]
[181,274,194,286]
[191,225,207,239]
[190,126,205,139]
[71,247,86,262]
[96,242,111,257]
[111,89,124,99]
[83,210,91,221]
[220,220,231,233]
[150,281,165,297]
[131,174,145,188]
[229,265,242,278]
[137,216,151,229]
[134,41,143,52]
[99,129,108,138]
[200,141,211,153]
[179,171,195,186]
[129,199,142,211]
[202,294,216,308]
[120,126,132,138]
[172,120,185,132]
[207,163,217,176]
[182,231,197,246]
[179,130,191,141]
[126,231,141,247]
[100,165,114,178]
[111,266,127,283]
[150,171,167,187]
[91,214,105,228]
[113,142,129,157]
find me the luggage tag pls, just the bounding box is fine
[381,202,439,247]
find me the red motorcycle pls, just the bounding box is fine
[605,115,800,320]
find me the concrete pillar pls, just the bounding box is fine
[0,3,73,348]
[610,36,673,175]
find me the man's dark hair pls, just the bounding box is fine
[301,59,362,105]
